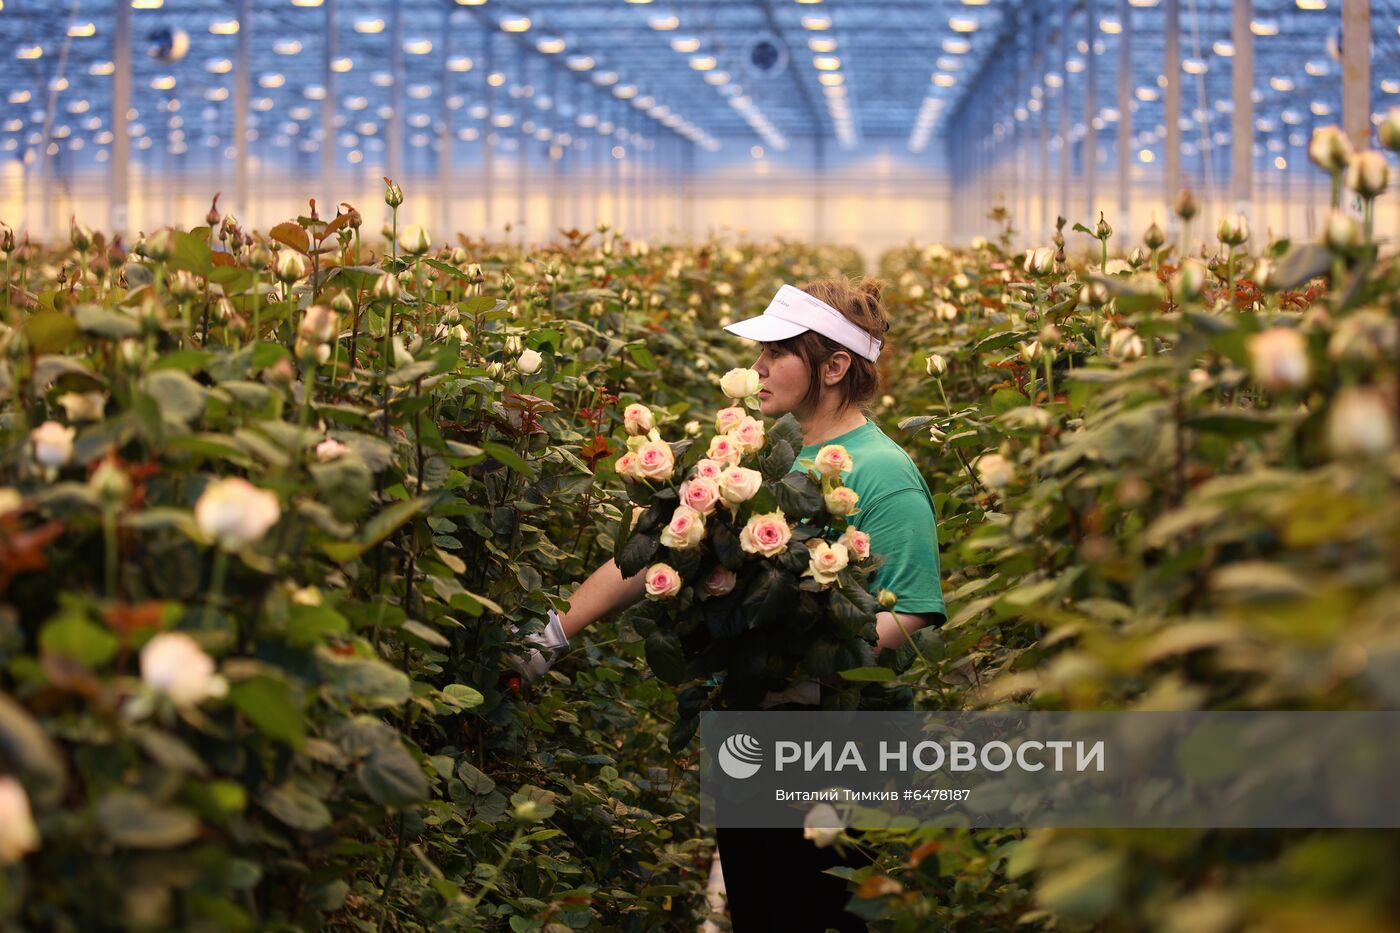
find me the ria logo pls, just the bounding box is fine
[718,733,764,779]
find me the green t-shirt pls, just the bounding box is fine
[793,420,947,622]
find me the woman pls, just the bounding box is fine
[518,277,946,931]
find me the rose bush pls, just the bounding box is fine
[0,193,867,929]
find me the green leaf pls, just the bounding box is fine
[142,369,207,425]
[23,311,80,354]
[618,530,660,578]
[1270,242,1332,290]
[456,759,496,795]
[317,648,412,708]
[837,666,896,683]
[261,782,332,831]
[321,497,430,562]
[75,304,141,339]
[767,413,804,453]
[774,472,824,521]
[481,441,536,478]
[40,610,119,668]
[136,729,210,776]
[285,603,350,646]
[760,438,796,482]
[97,791,201,849]
[358,737,430,806]
[628,344,657,369]
[0,694,67,805]
[645,630,687,685]
[150,349,213,373]
[230,676,305,747]
[170,229,213,274]
[420,256,472,281]
[442,683,485,708]
[310,455,373,522]
[1184,411,1288,438]
[399,619,450,648]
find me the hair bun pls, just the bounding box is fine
[856,277,886,303]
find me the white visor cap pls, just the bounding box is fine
[722,284,882,363]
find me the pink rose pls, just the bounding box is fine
[679,476,722,515]
[813,444,853,479]
[615,451,642,481]
[739,510,792,558]
[702,564,737,597]
[715,406,746,435]
[841,527,871,561]
[731,417,766,455]
[804,540,850,586]
[718,466,763,505]
[635,440,676,482]
[824,485,860,516]
[707,434,743,466]
[645,562,682,599]
[660,505,706,550]
[623,403,655,436]
[693,458,725,481]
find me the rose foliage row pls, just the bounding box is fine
[2,126,1399,931]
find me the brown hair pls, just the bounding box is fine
[768,276,890,412]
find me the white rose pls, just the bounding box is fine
[516,349,544,374]
[56,391,105,422]
[719,368,762,400]
[1247,328,1310,392]
[30,421,76,468]
[824,485,860,517]
[398,223,431,255]
[717,466,763,505]
[813,445,853,479]
[315,438,349,462]
[1327,387,1396,459]
[195,477,281,550]
[731,417,766,455]
[623,403,654,436]
[140,632,228,707]
[644,562,682,599]
[975,453,1015,491]
[1109,328,1145,361]
[660,505,706,550]
[0,776,40,864]
[802,802,843,848]
[804,540,850,586]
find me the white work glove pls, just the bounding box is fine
[507,609,569,685]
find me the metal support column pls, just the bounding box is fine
[1164,0,1181,207]
[387,0,404,216]
[1085,0,1098,223]
[1342,0,1372,148]
[548,66,559,239]
[515,46,528,243]
[1057,7,1070,222]
[112,0,132,234]
[322,0,337,212]
[438,4,453,240]
[483,35,494,233]
[234,0,252,224]
[1231,0,1253,208]
[1117,0,1131,220]
[1038,6,1049,233]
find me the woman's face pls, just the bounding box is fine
[752,343,813,419]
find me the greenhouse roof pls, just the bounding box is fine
[2,0,1399,169]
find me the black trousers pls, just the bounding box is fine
[714,827,871,932]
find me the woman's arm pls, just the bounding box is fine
[557,558,648,640]
[875,611,936,651]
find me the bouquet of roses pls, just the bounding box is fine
[611,368,886,748]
